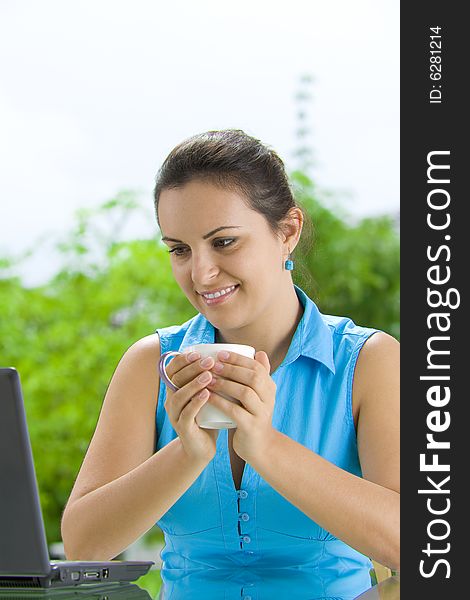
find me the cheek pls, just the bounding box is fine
[245,244,281,275]
[170,261,190,287]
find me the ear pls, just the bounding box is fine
[279,207,304,253]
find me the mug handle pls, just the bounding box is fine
[158,351,182,392]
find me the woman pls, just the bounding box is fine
[61,130,399,587]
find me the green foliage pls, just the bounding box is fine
[291,171,400,339]
[135,569,162,595]
[0,195,196,543]
[0,181,399,544]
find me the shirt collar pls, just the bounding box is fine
[283,285,335,374]
[178,284,335,374]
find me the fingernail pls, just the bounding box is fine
[198,371,212,383]
[187,352,200,362]
[200,356,213,367]
[213,361,224,372]
[218,351,230,360]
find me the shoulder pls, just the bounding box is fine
[299,288,377,358]
[355,331,400,377]
[320,313,380,369]
[117,333,161,373]
[102,334,163,417]
[128,332,161,356]
[353,331,400,411]
[118,313,204,374]
[353,332,400,493]
[322,313,378,343]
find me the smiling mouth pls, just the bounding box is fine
[199,284,239,305]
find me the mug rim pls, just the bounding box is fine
[185,343,255,354]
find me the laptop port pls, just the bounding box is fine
[83,571,100,580]
[102,568,109,579]
[71,572,80,581]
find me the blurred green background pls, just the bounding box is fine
[0,170,399,593]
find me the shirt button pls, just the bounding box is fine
[242,535,251,543]
[238,490,248,499]
[243,596,252,600]
[241,513,250,521]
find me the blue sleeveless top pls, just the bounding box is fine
[155,285,378,590]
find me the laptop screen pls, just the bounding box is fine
[0,368,51,576]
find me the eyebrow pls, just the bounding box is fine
[161,226,243,243]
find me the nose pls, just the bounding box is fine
[190,249,220,286]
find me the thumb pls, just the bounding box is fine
[255,350,271,373]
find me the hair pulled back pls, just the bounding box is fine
[153,129,313,285]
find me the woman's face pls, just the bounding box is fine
[158,179,288,331]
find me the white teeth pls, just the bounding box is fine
[203,285,236,299]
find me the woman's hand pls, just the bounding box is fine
[206,350,277,463]
[164,352,220,464]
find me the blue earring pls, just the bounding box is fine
[284,254,294,271]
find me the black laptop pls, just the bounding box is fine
[0,368,154,589]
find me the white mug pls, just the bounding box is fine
[159,343,256,429]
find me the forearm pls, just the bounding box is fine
[61,437,210,561]
[251,429,400,571]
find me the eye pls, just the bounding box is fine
[168,246,188,256]
[213,238,236,248]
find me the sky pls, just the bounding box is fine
[0,0,399,286]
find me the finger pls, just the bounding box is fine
[207,375,258,414]
[179,388,210,424]
[211,361,266,393]
[207,391,247,425]
[165,351,200,378]
[171,353,215,388]
[255,350,271,373]
[216,350,257,370]
[166,370,214,418]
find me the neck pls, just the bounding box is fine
[215,284,304,374]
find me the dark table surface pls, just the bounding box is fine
[0,570,400,599]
